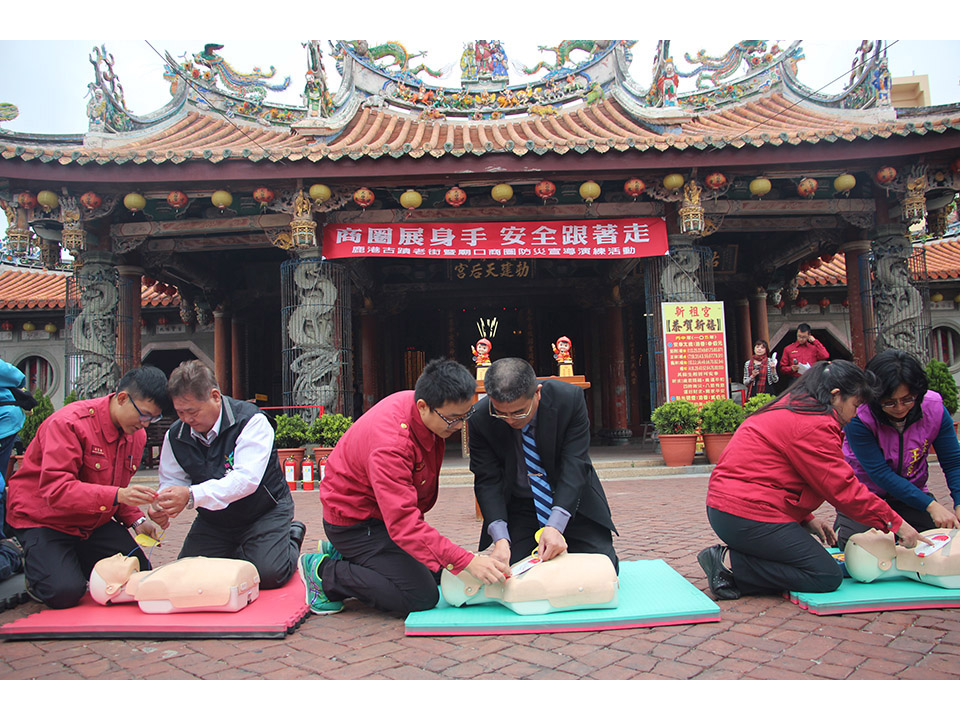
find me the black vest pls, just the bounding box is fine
[168,396,288,528]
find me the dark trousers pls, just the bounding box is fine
[502,493,619,573]
[12,521,149,608]
[707,507,842,595]
[835,493,936,551]
[321,518,440,614]
[179,495,297,589]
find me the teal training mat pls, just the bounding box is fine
[405,559,720,636]
[791,577,960,616]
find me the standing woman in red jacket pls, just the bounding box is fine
[698,360,928,600]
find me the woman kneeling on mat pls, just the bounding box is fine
[698,360,928,600]
[836,349,960,551]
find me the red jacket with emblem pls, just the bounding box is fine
[6,394,146,537]
[319,390,474,574]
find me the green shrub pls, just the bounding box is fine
[63,389,78,405]
[699,398,746,433]
[651,399,700,435]
[744,392,777,415]
[19,389,54,449]
[308,413,354,447]
[926,359,959,415]
[273,413,309,449]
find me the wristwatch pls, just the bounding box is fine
[186,488,195,510]
[131,517,148,531]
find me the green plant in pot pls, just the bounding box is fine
[274,414,309,449]
[308,413,354,464]
[651,399,699,467]
[925,359,958,416]
[744,392,776,415]
[18,389,54,450]
[699,398,746,465]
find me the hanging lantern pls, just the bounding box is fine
[819,298,831,309]
[796,298,809,308]
[44,322,58,334]
[80,192,102,211]
[400,189,422,210]
[37,190,59,212]
[445,186,467,207]
[797,178,818,198]
[678,180,705,235]
[166,190,189,210]
[775,300,786,310]
[704,172,727,190]
[124,192,146,212]
[0,321,11,332]
[931,291,944,303]
[841,298,849,308]
[903,172,928,223]
[951,158,960,175]
[156,315,168,326]
[749,177,772,197]
[22,322,35,332]
[491,183,514,204]
[820,253,835,264]
[534,180,556,200]
[211,190,233,209]
[353,187,375,207]
[663,173,684,192]
[309,183,332,202]
[624,177,645,198]
[140,316,148,328]
[16,192,37,210]
[875,166,897,185]
[290,190,317,247]
[833,173,856,194]
[578,181,601,203]
[253,187,275,207]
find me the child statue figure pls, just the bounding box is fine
[472,338,492,381]
[552,335,574,377]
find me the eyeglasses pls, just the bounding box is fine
[489,396,537,420]
[880,396,916,410]
[432,406,477,429]
[129,395,164,424]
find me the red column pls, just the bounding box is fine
[735,298,752,368]
[749,291,769,345]
[116,265,143,374]
[231,317,245,399]
[361,309,379,412]
[604,303,631,445]
[213,309,231,392]
[842,237,871,367]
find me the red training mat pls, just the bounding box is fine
[0,572,309,640]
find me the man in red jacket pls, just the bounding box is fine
[298,359,509,615]
[779,323,829,380]
[5,366,169,608]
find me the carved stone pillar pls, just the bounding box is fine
[70,251,119,398]
[231,317,245,399]
[214,308,231,393]
[361,304,380,412]
[602,298,631,445]
[661,234,707,302]
[870,222,925,358]
[841,237,872,366]
[735,298,752,366]
[749,290,769,346]
[116,265,142,374]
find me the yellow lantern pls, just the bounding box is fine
[579,181,601,203]
[491,183,514,204]
[44,322,58,334]
[400,189,422,210]
[931,292,944,303]
[211,190,233,209]
[663,173,685,191]
[749,177,772,197]
[123,192,146,212]
[833,173,856,193]
[954,293,960,304]
[37,190,59,212]
[22,322,35,332]
[309,183,331,202]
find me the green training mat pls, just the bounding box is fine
[791,577,960,615]
[405,558,719,636]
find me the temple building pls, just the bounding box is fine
[1,39,959,442]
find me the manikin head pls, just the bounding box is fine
[844,529,898,583]
[89,554,140,604]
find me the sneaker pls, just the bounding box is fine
[318,539,343,562]
[297,553,344,615]
[697,544,741,600]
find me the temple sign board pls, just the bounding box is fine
[661,301,729,404]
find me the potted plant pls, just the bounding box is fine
[699,398,747,464]
[925,359,958,437]
[308,412,354,465]
[274,414,309,482]
[744,392,776,416]
[651,399,700,467]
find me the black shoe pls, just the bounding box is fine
[0,537,23,574]
[290,521,307,551]
[697,544,741,600]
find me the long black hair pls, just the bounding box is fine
[864,349,928,428]
[755,360,877,417]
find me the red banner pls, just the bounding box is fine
[321,217,667,259]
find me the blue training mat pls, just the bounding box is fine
[405,558,720,636]
[791,577,960,615]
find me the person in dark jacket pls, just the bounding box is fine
[153,360,305,589]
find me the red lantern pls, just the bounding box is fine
[797,178,818,198]
[445,186,467,207]
[140,316,148,327]
[534,180,556,200]
[624,177,645,198]
[820,253,835,264]
[156,315,168,326]
[253,187,275,206]
[166,191,189,209]
[819,297,831,308]
[952,158,960,175]
[796,298,809,308]
[841,298,849,308]
[0,321,12,332]
[800,262,811,272]
[704,172,727,190]
[811,258,823,269]
[353,187,375,207]
[164,285,178,296]
[775,300,786,310]
[875,166,897,185]
[154,283,167,294]
[142,277,156,287]
[16,192,37,210]
[80,192,102,211]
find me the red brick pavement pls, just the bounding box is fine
[2,464,959,680]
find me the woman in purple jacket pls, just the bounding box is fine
[838,349,960,550]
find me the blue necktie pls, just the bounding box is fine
[522,424,553,526]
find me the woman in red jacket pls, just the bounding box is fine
[698,360,928,600]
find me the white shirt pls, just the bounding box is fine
[158,411,274,511]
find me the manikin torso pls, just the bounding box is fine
[845,528,960,590]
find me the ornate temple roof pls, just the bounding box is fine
[797,235,960,287]
[0,265,179,310]
[2,39,958,168]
